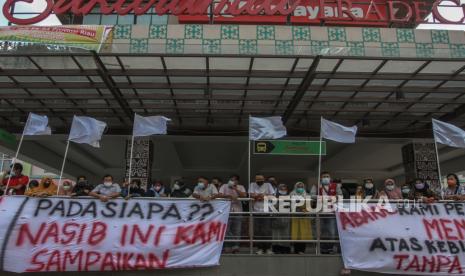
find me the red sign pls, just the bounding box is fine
[2,0,465,26]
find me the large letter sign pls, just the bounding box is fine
[0,196,230,273]
[336,203,465,275]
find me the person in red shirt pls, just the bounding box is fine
[2,163,29,195]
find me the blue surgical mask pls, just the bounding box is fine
[296,188,305,194]
[321,178,330,185]
[198,182,205,189]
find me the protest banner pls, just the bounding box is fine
[0,196,230,273]
[0,25,113,52]
[336,202,465,275]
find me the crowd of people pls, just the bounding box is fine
[1,162,464,256]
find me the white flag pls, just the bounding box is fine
[432,119,465,148]
[23,113,51,135]
[68,116,107,148]
[321,117,357,143]
[133,114,171,137]
[249,116,287,141]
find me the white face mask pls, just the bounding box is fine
[228,180,235,187]
[402,188,410,194]
[198,182,205,189]
[104,182,112,187]
[173,184,181,190]
[386,185,395,191]
[365,183,374,189]
[63,186,71,191]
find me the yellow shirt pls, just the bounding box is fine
[25,183,58,196]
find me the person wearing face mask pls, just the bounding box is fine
[271,183,291,254]
[310,172,342,254]
[290,182,312,254]
[25,176,57,197]
[380,179,402,200]
[442,173,465,201]
[170,180,192,198]
[146,180,171,197]
[249,173,275,255]
[361,178,379,199]
[89,174,121,202]
[121,179,146,199]
[2,163,29,195]
[412,178,438,203]
[401,184,413,199]
[58,180,74,196]
[72,178,93,197]
[192,176,218,201]
[310,172,343,197]
[218,178,247,253]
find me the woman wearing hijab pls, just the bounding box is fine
[25,176,58,197]
[362,178,379,199]
[290,182,312,254]
[412,178,438,203]
[58,180,74,196]
[271,183,291,254]
[379,179,402,200]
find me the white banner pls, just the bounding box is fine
[336,203,465,275]
[0,196,230,273]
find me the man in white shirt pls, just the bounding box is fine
[218,175,247,253]
[192,176,218,201]
[249,173,275,255]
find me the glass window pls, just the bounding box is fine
[136,14,152,25]
[117,14,134,24]
[101,14,117,25]
[151,14,168,24]
[83,14,101,25]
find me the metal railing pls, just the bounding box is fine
[223,198,341,255]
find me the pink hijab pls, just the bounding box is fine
[384,179,402,199]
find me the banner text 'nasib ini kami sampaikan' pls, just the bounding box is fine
[0,196,230,273]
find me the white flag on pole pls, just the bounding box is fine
[249,116,287,141]
[133,114,171,137]
[23,113,51,135]
[321,117,358,143]
[68,116,107,148]
[432,119,465,148]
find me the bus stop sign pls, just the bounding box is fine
[253,140,326,155]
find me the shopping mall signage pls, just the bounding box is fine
[3,0,465,26]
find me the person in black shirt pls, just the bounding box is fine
[72,179,93,197]
[170,180,192,198]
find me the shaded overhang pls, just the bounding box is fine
[0,52,465,138]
